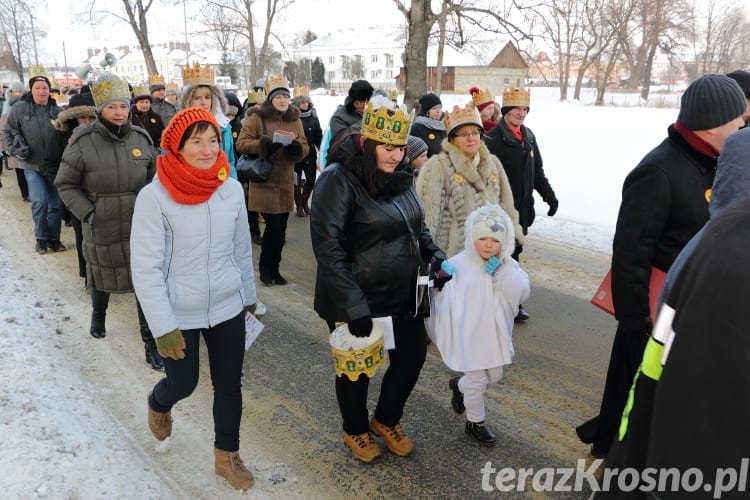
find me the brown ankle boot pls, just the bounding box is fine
[370,418,415,457]
[214,448,254,490]
[147,395,172,441]
[343,432,381,463]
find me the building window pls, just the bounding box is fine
[327,71,336,82]
[517,78,522,87]
[504,78,510,85]
[371,54,378,63]
[385,54,393,67]
[329,56,334,64]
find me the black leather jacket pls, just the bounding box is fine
[311,139,445,323]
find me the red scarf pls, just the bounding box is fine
[483,119,497,133]
[673,122,719,158]
[157,150,230,204]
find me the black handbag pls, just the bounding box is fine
[236,118,273,183]
[237,154,274,182]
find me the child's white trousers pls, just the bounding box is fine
[458,366,504,423]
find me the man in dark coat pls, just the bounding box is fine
[328,79,374,143]
[484,86,558,321]
[576,73,747,459]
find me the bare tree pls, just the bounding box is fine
[200,0,295,83]
[693,0,750,74]
[86,0,159,76]
[0,0,44,80]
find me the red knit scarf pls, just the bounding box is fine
[673,122,720,158]
[157,150,230,204]
[483,119,498,133]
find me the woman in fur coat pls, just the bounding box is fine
[416,103,522,258]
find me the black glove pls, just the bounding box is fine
[547,198,559,217]
[283,140,303,158]
[619,316,653,336]
[430,256,454,291]
[348,316,373,338]
[266,141,283,156]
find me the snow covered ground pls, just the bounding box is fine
[0,86,682,497]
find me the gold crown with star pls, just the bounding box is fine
[149,74,165,86]
[502,86,530,108]
[361,101,414,146]
[182,62,215,86]
[91,72,130,107]
[443,103,483,134]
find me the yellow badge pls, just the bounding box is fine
[705,188,711,204]
[132,148,142,157]
[233,131,238,138]
[428,133,436,140]
[490,174,498,183]
[218,167,228,181]
[150,118,156,123]
[454,173,464,184]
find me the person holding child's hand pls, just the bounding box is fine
[426,203,530,445]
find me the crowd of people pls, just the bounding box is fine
[1,66,748,494]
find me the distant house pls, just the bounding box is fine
[412,38,529,95]
[295,26,528,96]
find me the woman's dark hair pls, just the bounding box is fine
[178,121,219,150]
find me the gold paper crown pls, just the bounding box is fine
[133,84,150,98]
[444,103,483,134]
[388,88,398,101]
[361,101,414,146]
[502,86,531,108]
[91,72,130,107]
[165,81,179,91]
[330,324,386,381]
[182,63,215,86]
[293,86,309,97]
[29,65,46,78]
[470,87,494,107]
[265,73,289,95]
[149,74,165,86]
[246,89,266,105]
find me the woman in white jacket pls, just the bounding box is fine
[130,108,257,491]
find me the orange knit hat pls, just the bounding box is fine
[160,107,221,154]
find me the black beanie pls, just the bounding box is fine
[348,80,374,101]
[419,93,442,115]
[68,92,95,108]
[677,74,747,131]
[726,70,750,99]
[28,75,51,89]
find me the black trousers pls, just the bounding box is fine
[576,322,649,454]
[71,216,86,279]
[294,162,317,189]
[91,286,155,345]
[150,312,246,451]
[259,212,289,273]
[332,316,428,435]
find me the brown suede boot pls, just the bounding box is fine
[214,448,254,490]
[147,396,172,441]
[370,418,415,457]
[343,432,381,463]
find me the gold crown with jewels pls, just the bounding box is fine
[182,62,215,86]
[293,86,309,97]
[361,101,414,146]
[329,323,386,381]
[264,73,289,95]
[91,72,130,107]
[444,103,483,134]
[470,87,494,107]
[502,86,531,108]
[29,65,46,78]
[132,84,150,98]
[149,74,165,86]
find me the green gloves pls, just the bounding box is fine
[243,303,257,315]
[155,328,186,360]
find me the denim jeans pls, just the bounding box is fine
[24,169,63,241]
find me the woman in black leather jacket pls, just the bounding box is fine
[310,97,446,463]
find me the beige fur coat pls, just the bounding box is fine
[415,138,523,257]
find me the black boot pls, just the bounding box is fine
[144,341,165,371]
[301,186,313,215]
[90,287,109,339]
[137,299,164,371]
[514,304,530,322]
[293,184,305,217]
[272,269,288,285]
[465,421,497,446]
[259,268,274,286]
[448,377,465,414]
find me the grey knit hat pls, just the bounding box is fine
[407,135,428,162]
[677,74,747,130]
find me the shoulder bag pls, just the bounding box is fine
[237,118,274,182]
